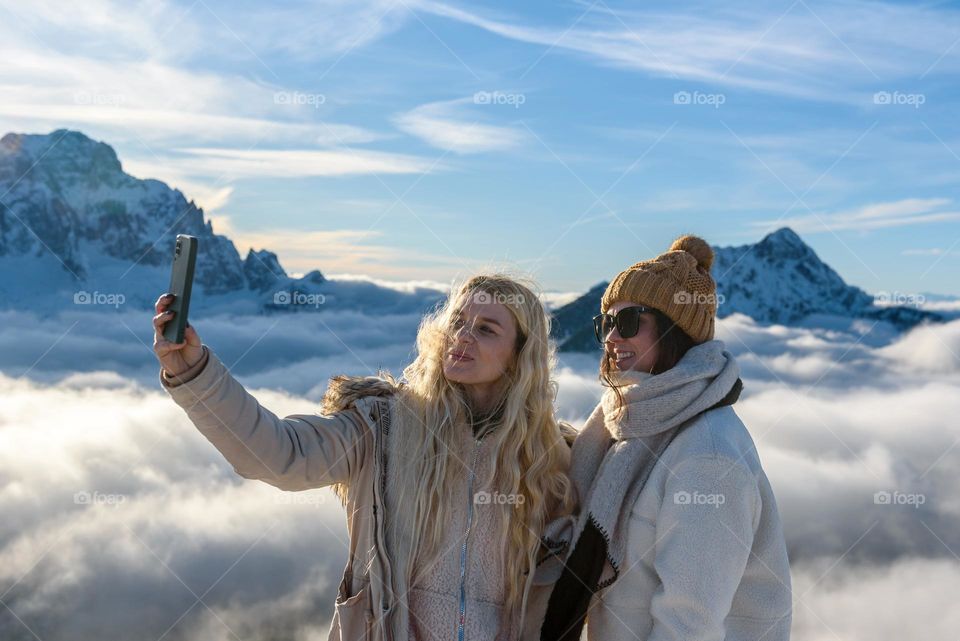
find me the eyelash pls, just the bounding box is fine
[452,319,494,334]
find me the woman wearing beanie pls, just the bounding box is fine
[152,274,576,641]
[536,236,793,641]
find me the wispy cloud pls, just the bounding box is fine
[129,146,442,181]
[412,0,960,102]
[206,213,473,280]
[0,41,386,146]
[393,97,528,154]
[753,197,960,233]
[0,0,203,60]
[122,146,438,213]
[180,183,234,213]
[214,0,410,62]
[0,0,414,188]
[902,248,958,257]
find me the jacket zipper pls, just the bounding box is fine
[372,400,394,638]
[457,428,490,641]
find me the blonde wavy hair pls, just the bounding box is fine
[381,273,575,623]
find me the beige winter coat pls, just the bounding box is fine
[160,346,571,641]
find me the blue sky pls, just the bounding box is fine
[3,0,960,294]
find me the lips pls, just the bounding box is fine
[448,350,474,362]
[612,350,635,363]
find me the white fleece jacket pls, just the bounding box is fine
[584,405,793,641]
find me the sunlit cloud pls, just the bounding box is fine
[205,213,473,280]
[754,197,960,233]
[413,0,960,102]
[394,97,528,154]
[3,310,960,639]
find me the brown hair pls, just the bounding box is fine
[599,307,697,413]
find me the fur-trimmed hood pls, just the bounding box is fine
[321,374,578,450]
[320,374,400,415]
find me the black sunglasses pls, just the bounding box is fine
[593,305,653,344]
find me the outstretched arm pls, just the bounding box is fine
[161,346,370,492]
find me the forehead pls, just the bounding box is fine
[457,297,515,327]
[606,300,637,314]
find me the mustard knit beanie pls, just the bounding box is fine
[600,234,718,343]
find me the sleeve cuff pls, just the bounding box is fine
[160,345,210,388]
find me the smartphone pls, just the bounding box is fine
[163,234,199,344]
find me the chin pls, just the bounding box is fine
[446,373,483,386]
[442,367,460,383]
[443,362,472,384]
[444,364,498,387]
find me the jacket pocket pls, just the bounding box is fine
[334,575,373,641]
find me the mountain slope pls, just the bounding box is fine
[0,129,444,315]
[551,228,944,352]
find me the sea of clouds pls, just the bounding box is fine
[2,306,959,640]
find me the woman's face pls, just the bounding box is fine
[604,300,659,373]
[443,294,519,388]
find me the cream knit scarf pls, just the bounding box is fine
[564,339,741,588]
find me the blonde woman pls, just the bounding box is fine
[539,236,792,641]
[152,275,575,641]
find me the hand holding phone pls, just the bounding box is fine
[163,235,198,344]
[152,235,203,376]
